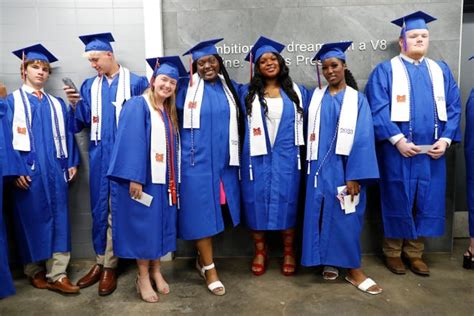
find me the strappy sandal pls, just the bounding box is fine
[322,266,339,280]
[281,231,296,276]
[252,236,268,276]
[345,276,383,295]
[200,262,226,296]
[463,248,473,270]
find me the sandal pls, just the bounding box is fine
[281,231,296,276]
[135,275,159,303]
[463,248,473,270]
[322,266,339,280]
[252,236,268,276]
[200,262,226,296]
[345,276,383,295]
[150,268,170,295]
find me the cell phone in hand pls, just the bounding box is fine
[62,77,79,93]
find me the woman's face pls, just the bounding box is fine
[258,52,280,79]
[196,55,220,82]
[153,74,177,99]
[321,57,345,87]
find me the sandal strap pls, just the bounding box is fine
[201,262,215,275]
[358,278,376,291]
[207,280,224,292]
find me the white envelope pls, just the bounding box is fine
[132,191,153,207]
[418,145,433,154]
[337,185,360,214]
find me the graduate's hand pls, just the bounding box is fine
[63,86,81,110]
[0,82,7,98]
[395,137,421,157]
[15,175,31,190]
[346,180,360,202]
[427,139,448,160]
[130,181,143,199]
[68,167,77,182]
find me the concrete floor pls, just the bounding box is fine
[1,240,473,316]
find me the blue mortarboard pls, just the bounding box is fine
[470,56,474,61]
[391,11,436,32]
[182,38,223,61]
[313,41,352,62]
[146,56,187,81]
[244,36,286,63]
[12,44,58,63]
[79,32,115,52]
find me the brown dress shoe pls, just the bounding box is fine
[48,276,80,294]
[98,268,117,296]
[407,257,430,276]
[76,264,103,288]
[385,256,406,274]
[30,270,49,289]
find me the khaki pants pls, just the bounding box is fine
[24,252,70,282]
[383,237,425,259]
[96,210,118,269]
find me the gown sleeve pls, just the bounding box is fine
[344,93,379,184]
[364,63,403,142]
[438,61,462,142]
[107,97,148,185]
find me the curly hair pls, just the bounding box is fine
[244,53,303,117]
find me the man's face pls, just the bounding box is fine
[88,51,114,76]
[400,29,430,60]
[25,61,50,89]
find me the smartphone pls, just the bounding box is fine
[62,77,79,93]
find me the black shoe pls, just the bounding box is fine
[463,249,473,270]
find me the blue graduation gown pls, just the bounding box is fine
[70,73,148,255]
[176,78,241,240]
[365,59,461,239]
[107,96,177,259]
[239,84,307,230]
[464,89,474,238]
[301,89,379,269]
[7,92,80,264]
[0,98,19,299]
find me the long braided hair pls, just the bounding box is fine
[244,53,303,117]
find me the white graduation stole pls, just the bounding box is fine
[90,66,131,143]
[12,89,68,158]
[183,73,240,166]
[390,56,447,122]
[306,85,358,161]
[144,94,167,184]
[249,83,305,157]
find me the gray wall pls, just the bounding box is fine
[0,0,467,260]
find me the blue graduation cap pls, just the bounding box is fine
[391,11,436,32]
[146,56,187,81]
[182,38,223,61]
[12,44,58,63]
[313,41,352,62]
[244,36,285,63]
[470,56,474,61]
[79,32,115,52]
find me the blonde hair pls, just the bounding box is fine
[82,50,112,59]
[145,87,179,131]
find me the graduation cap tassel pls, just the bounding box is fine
[189,56,194,87]
[249,52,253,82]
[21,51,26,82]
[402,20,408,52]
[316,62,322,90]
